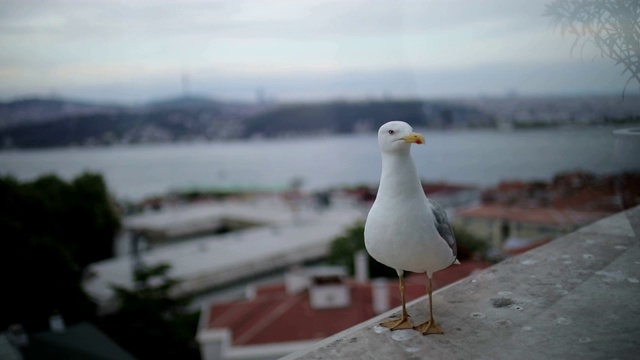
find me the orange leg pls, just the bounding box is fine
[414,276,444,335]
[381,274,413,330]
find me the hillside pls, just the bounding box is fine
[0,97,493,148]
[241,100,491,137]
[0,95,638,149]
[0,98,122,129]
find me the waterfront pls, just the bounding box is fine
[0,126,628,201]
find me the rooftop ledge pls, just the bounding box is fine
[283,205,640,360]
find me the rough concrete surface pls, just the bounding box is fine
[284,206,640,360]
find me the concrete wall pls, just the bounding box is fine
[284,205,640,359]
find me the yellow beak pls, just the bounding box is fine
[402,132,425,145]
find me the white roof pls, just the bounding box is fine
[84,197,365,310]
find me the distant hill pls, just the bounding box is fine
[0,95,637,149]
[241,100,491,137]
[0,98,123,129]
[145,95,224,110]
[0,98,258,148]
[0,96,493,148]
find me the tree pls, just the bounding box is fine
[0,173,121,331]
[544,0,640,97]
[451,225,492,262]
[67,173,121,266]
[99,263,200,360]
[328,222,399,279]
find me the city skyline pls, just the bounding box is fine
[0,0,631,104]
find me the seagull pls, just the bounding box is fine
[364,121,458,335]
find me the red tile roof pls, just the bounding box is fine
[422,182,475,195]
[480,171,640,212]
[205,261,489,346]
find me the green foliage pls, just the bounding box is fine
[451,224,492,262]
[0,173,121,331]
[327,221,397,278]
[100,263,200,360]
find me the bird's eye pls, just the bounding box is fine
[388,130,395,135]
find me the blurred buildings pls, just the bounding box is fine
[455,171,639,253]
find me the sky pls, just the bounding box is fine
[0,0,631,104]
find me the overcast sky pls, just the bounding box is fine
[0,0,629,104]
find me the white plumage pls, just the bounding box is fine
[364,121,458,335]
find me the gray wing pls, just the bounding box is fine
[428,199,457,259]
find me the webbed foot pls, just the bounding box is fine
[381,316,414,330]
[414,320,444,335]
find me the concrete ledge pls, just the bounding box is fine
[284,205,640,359]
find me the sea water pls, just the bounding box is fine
[0,126,626,201]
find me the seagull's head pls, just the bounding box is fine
[377,121,425,154]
